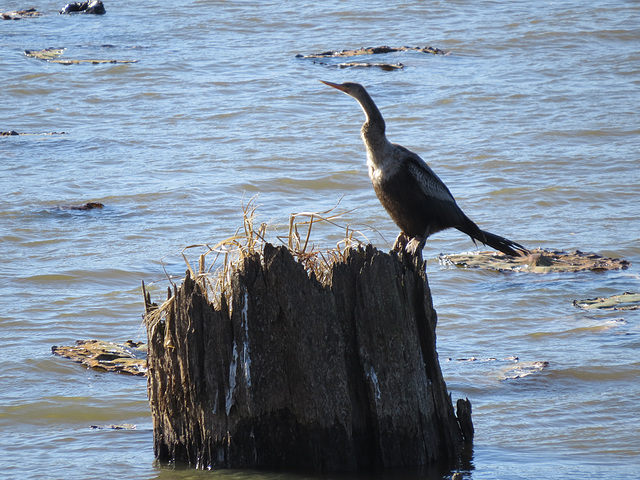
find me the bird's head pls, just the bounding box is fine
[320,80,385,135]
[320,80,368,100]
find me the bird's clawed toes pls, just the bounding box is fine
[393,232,410,252]
[405,237,425,256]
[392,232,425,258]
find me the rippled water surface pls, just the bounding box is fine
[1,1,639,479]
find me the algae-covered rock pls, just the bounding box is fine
[447,356,549,381]
[52,340,147,376]
[1,130,67,136]
[297,45,448,58]
[25,48,66,60]
[573,292,640,311]
[337,62,404,70]
[439,248,630,273]
[90,423,137,430]
[25,47,138,65]
[297,45,446,70]
[306,60,404,71]
[1,8,43,19]
[501,361,549,380]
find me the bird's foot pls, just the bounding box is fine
[392,232,410,252]
[405,237,425,256]
[393,233,425,270]
[392,234,426,271]
[393,232,425,256]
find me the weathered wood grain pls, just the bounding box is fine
[146,244,471,471]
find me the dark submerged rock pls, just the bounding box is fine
[85,0,105,14]
[60,1,105,14]
[56,202,104,210]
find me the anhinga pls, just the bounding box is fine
[321,80,528,258]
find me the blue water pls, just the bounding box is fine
[1,1,639,479]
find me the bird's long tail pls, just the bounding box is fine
[472,229,529,257]
[457,218,529,257]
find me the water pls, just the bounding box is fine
[1,1,639,479]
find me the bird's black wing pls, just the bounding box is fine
[386,147,528,256]
[373,146,469,238]
[399,147,457,205]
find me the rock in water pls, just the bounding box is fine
[60,1,105,14]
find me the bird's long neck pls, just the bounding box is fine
[356,90,388,151]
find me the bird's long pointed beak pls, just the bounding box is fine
[320,80,349,93]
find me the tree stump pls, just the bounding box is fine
[145,243,472,471]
